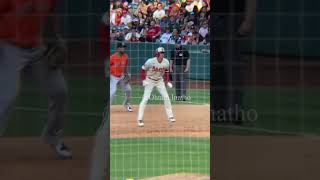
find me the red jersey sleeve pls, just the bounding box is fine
[50,0,57,6]
[0,0,11,13]
[140,69,146,80]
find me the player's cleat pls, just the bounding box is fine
[51,142,73,160]
[124,104,133,112]
[137,120,144,127]
[168,117,176,123]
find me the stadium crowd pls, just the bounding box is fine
[109,0,210,45]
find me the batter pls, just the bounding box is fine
[137,47,175,127]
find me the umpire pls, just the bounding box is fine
[170,38,191,101]
[212,0,256,124]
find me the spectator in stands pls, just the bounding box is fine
[110,8,122,26]
[168,0,181,16]
[168,28,181,44]
[120,9,132,26]
[168,15,179,31]
[180,28,188,43]
[199,20,209,44]
[153,3,166,20]
[199,6,208,22]
[125,28,141,42]
[110,27,117,40]
[185,0,196,13]
[160,15,169,29]
[137,0,149,17]
[160,27,172,43]
[129,0,140,14]
[138,22,148,41]
[123,26,130,36]
[113,0,123,9]
[109,0,211,44]
[114,30,125,41]
[145,20,161,42]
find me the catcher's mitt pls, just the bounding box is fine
[123,74,131,83]
[44,36,67,69]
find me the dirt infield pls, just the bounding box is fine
[0,137,93,180]
[110,104,210,138]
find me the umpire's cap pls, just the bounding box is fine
[117,42,126,48]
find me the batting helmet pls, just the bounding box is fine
[155,47,165,57]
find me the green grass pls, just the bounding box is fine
[7,75,320,136]
[7,76,209,136]
[110,137,210,180]
[213,87,320,135]
[6,76,107,136]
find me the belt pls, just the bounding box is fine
[148,77,161,81]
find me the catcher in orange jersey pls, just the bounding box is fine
[109,42,133,112]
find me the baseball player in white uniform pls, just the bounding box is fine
[137,47,175,127]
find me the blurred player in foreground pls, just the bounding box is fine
[137,47,175,127]
[109,42,133,112]
[0,0,71,159]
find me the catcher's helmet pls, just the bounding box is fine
[155,47,165,57]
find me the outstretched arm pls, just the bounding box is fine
[140,68,146,81]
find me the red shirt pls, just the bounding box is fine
[115,14,121,25]
[146,25,161,39]
[0,0,56,47]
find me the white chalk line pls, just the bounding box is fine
[214,124,320,140]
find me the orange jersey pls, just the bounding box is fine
[0,0,56,48]
[110,52,129,77]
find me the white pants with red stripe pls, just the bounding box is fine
[137,78,173,121]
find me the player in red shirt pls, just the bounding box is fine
[0,0,72,159]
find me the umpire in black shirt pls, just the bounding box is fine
[170,38,191,101]
[212,0,256,124]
